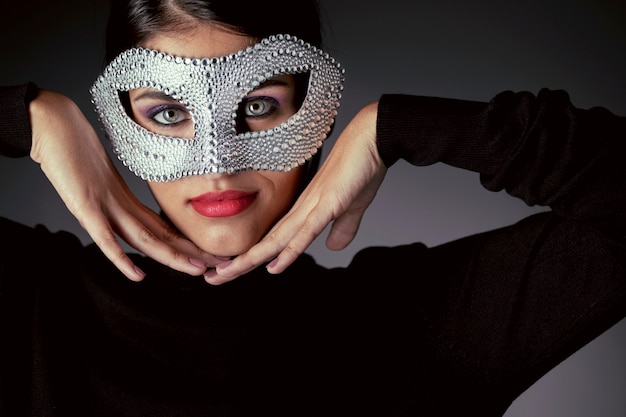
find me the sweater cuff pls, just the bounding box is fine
[0,82,39,157]
[375,93,490,169]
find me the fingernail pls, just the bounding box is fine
[215,255,232,261]
[216,260,232,270]
[266,258,279,271]
[203,269,220,285]
[189,258,206,268]
[133,265,146,281]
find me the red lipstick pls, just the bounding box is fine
[190,190,257,218]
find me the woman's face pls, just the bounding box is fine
[128,25,304,257]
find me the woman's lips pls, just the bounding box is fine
[190,190,257,218]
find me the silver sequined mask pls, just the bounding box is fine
[90,34,345,182]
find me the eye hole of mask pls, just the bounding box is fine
[121,89,195,139]
[235,72,309,134]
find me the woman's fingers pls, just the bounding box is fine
[111,203,219,274]
[82,213,148,281]
[324,208,365,251]
[207,194,360,283]
[264,201,336,273]
[77,192,223,279]
[204,205,322,283]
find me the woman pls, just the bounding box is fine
[1,0,625,415]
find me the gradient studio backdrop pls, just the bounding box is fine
[2,0,625,415]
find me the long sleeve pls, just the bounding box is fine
[372,89,626,413]
[376,89,626,226]
[0,82,38,157]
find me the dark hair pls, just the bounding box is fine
[105,0,322,65]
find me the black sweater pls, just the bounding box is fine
[1,84,625,416]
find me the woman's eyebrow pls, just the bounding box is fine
[132,90,179,102]
[250,78,291,92]
[257,78,288,88]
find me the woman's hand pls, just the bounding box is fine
[29,89,218,281]
[206,101,387,284]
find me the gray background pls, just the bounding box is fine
[2,0,625,415]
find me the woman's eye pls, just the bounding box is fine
[152,107,188,125]
[243,97,278,118]
[236,95,286,133]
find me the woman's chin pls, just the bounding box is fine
[195,237,257,259]
[176,221,266,259]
